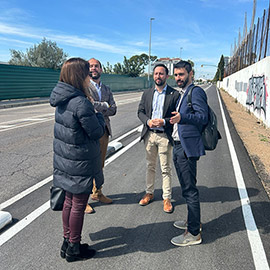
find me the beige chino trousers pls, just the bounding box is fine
[144,131,173,199]
[92,129,109,194]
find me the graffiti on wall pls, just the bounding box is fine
[235,80,248,92]
[246,75,267,114]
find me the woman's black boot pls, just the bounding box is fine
[65,242,96,262]
[60,237,69,258]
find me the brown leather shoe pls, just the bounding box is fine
[91,189,113,204]
[139,193,154,206]
[163,199,173,213]
[85,204,95,214]
[97,194,113,204]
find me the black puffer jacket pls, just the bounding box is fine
[50,81,105,194]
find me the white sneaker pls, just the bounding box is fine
[173,220,202,232]
[171,231,202,247]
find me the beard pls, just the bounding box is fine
[177,76,189,88]
[90,72,101,80]
[155,78,166,87]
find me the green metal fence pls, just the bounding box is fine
[0,64,177,100]
[0,64,60,100]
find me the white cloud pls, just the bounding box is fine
[0,23,43,39]
[0,37,33,47]
[0,22,143,56]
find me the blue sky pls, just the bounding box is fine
[0,0,268,79]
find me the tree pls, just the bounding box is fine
[9,38,68,69]
[104,53,157,77]
[102,62,113,74]
[187,59,195,76]
[213,55,225,81]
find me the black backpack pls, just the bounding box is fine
[187,86,221,151]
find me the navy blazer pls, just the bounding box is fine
[177,84,208,158]
[138,85,180,145]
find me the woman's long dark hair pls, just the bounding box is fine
[60,57,90,97]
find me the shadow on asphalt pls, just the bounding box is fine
[85,185,270,258]
[89,221,179,257]
[89,185,260,208]
[88,201,270,258]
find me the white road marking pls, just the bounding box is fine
[0,113,54,124]
[0,131,141,247]
[0,176,53,210]
[0,93,142,132]
[105,137,140,166]
[0,202,50,246]
[109,125,142,145]
[0,118,54,132]
[217,87,269,270]
[116,97,141,105]
[0,113,55,132]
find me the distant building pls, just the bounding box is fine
[151,57,181,76]
[197,77,207,82]
[0,61,8,65]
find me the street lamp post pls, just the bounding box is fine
[201,64,222,81]
[180,47,183,59]
[148,17,155,88]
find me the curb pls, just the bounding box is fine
[0,141,123,230]
[0,98,49,109]
[0,211,12,230]
[106,141,123,158]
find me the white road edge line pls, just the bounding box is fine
[0,134,141,247]
[217,87,269,270]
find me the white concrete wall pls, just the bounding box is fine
[218,56,270,128]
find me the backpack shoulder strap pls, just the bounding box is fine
[187,85,197,112]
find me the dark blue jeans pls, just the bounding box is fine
[173,143,201,235]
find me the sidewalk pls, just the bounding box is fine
[0,97,49,109]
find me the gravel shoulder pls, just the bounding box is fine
[219,88,270,198]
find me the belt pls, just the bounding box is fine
[174,140,181,145]
[150,129,165,134]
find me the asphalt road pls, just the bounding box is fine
[0,86,269,270]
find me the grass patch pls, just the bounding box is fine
[259,134,270,142]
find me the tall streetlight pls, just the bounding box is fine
[180,47,183,59]
[148,17,155,87]
[201,64,222,81]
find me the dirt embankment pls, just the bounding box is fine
[219,88,270,198]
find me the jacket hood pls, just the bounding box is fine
[50,81,85,107]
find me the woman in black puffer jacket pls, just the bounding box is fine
[50,58,105,262]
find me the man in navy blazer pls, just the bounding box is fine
[170,61,208,246]
[138,64,180,213]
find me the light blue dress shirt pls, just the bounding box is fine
[151,85,167,131]
[90,80,102,101]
